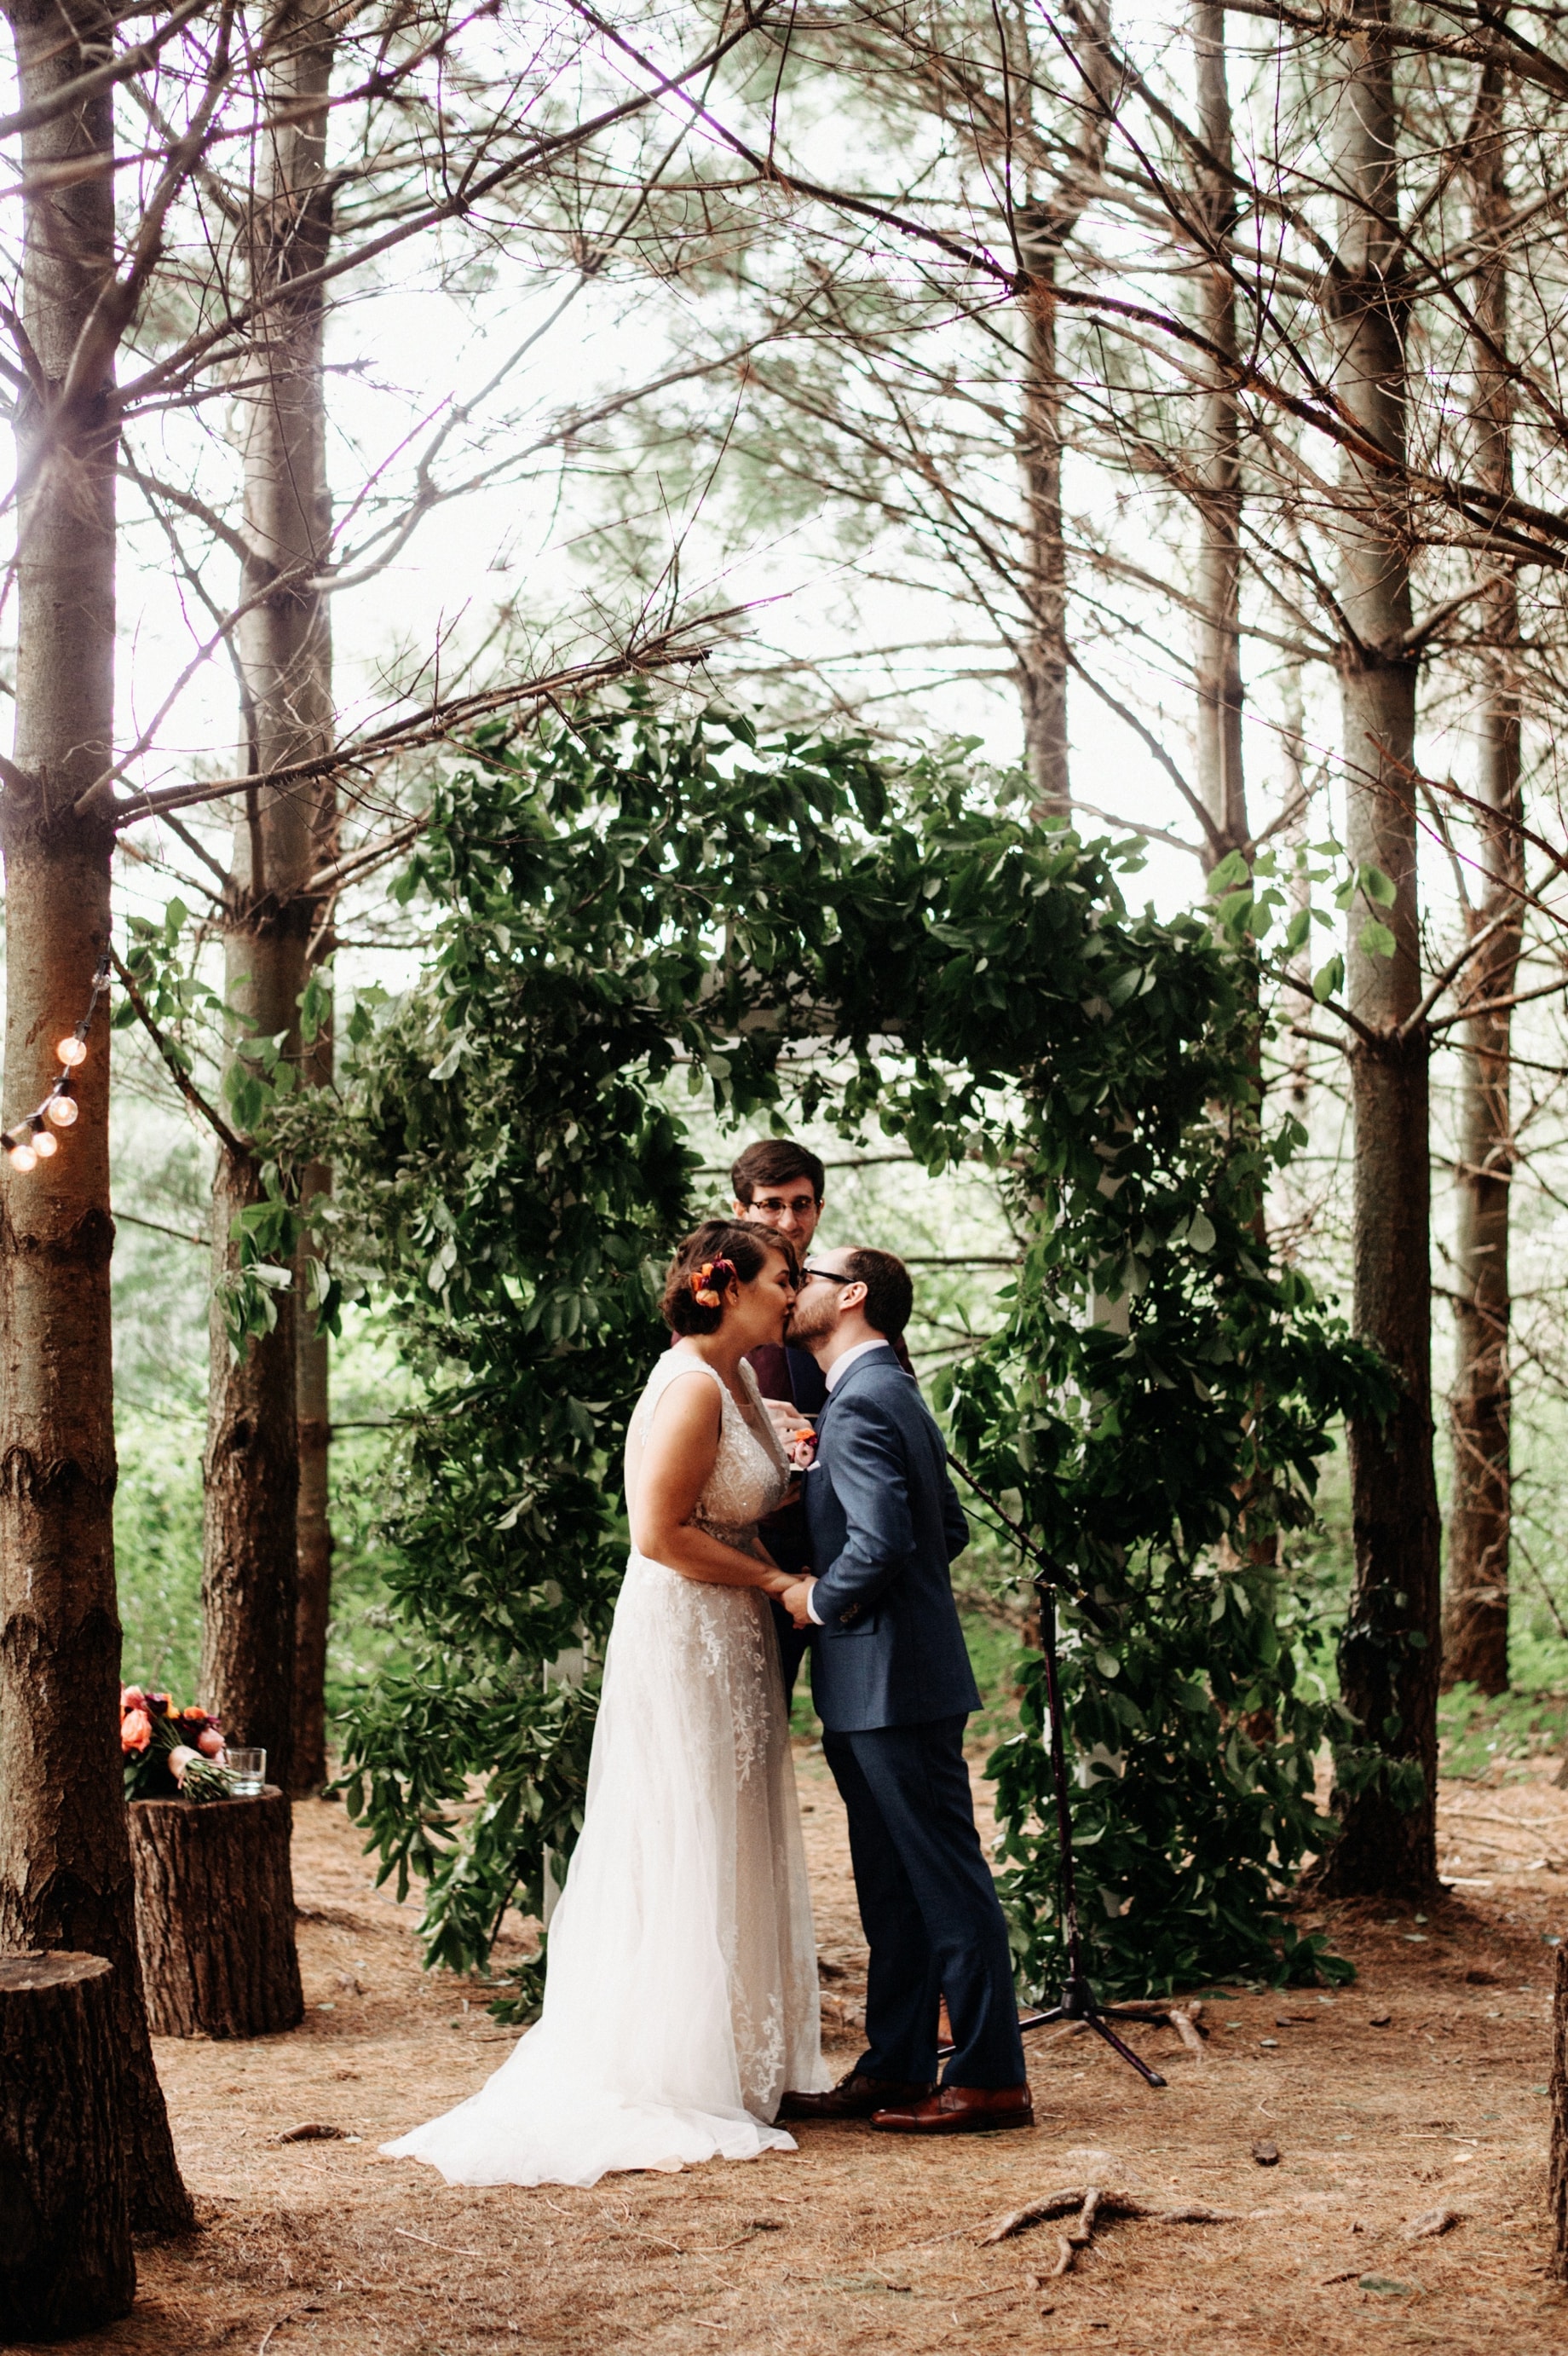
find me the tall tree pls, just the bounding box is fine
[293,888,336,1789]
[199,0,337,1792]
[0,0,192,2233]
[1316,0,1441,1900]
[1190,0,1246,866]
[1014,0,1115,818]
[1442,57,1522,1699]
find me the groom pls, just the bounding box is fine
[778,1247,1032,2136]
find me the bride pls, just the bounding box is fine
[383,1220,831,2186]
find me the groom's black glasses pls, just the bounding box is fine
[802,1266,854,1285]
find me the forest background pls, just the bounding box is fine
[9,0,1568,2088]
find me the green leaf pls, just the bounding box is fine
[1358,863,1398,908]
[1359,917,1397,961]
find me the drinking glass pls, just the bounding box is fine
[226,1747,266,1796]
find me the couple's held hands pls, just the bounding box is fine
[779,1575,817,1630]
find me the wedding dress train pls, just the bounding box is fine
[383,1351,830,2186]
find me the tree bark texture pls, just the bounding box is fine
[1190,0,1247,866]
[204,0,336,1797]
[0,0,191,2237]
[1013,0,1113,821]
[1443,62,1521,1699]
[1317,0,1442,1901]
[292,1031,335,1793]
[0,1953,134,2339]
[1017,263,1071,819]
[1550,1940,1568,2280]
[128,1792,303,2038]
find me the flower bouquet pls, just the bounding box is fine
[121,1686,234,1802]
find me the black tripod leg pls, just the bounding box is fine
[1081,2012,1167,2089]
[1030,1575,1164,2093]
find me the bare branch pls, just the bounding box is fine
[109,947,244,1157]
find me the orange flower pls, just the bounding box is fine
[121,1707,153,1754]
[689,1256,735,1311]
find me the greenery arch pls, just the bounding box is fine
[326,699,1391,2007]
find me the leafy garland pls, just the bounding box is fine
[320,700,1392,2005]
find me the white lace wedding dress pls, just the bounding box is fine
[383,1352,830,2186]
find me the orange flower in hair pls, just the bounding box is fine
[690,1256,735,1309]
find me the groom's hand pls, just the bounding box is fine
[780,1575,818,1630]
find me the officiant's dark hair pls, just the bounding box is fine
[843,1247,914,1341]
[662,1220,799,1336]
[729,1137,825,1205]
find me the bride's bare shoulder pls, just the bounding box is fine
[634,1357,724,1447]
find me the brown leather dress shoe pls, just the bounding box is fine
[778,2072,936,2122]
[870,2084,1035,2135]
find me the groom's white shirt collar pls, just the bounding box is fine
[823,1337,891,1392]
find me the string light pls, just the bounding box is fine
[1,955,109,1176]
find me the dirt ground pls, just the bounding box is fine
[26,1750,1568,2356]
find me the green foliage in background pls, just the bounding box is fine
[115,1411,206,1701]
[112,1391,406,1735]
[116,902,338,1354]
[321,696,1394,2006]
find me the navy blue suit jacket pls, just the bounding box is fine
[803,1345,979,1734]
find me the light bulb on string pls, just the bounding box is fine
[9,1140,37,1172]
[46,1093,78,1128]
[56,1036,88,1068]
[29,1118,56,1160]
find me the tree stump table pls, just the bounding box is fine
[128,1787,303,2038]
[0,1952,135,2340]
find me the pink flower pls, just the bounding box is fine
[121,1685,145,1712]
[121,1708,152,1754]
[197,1727,225,1758]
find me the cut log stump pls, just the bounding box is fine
[0,1952,135,2342]
[1551,1942,1568,2281]
[129,1787,303,2038]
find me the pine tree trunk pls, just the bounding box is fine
[128,1793,303,2038]
[293,1037,335,1793]
[203,0,335,1796]
[1018,261,1071,819]
[1317,0,1441,1901]
[1013,0,1113,823]
[1550,1940,1568,2281]
[203,1147,303,1785]
[0,1953,135,2337]
[0,0,191,2238]
[1191,0,1246,865]
[1444,63,1520,1700]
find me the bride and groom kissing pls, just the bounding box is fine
[385,1140,1033,2189]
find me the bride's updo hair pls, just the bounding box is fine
[661,1219,798,1337]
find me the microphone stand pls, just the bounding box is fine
[942,1453,1167,2091]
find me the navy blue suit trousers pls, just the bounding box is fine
[822,1713,1027,2090]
